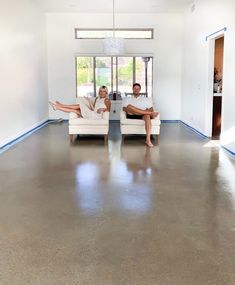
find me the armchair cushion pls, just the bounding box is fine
[69,118,108,126]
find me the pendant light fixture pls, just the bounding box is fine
[103,0,124,55]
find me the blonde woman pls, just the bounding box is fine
[49,86,111,119]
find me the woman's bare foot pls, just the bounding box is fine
[145,141,154,147]
[49,101,57,111]
[55,101,61,105]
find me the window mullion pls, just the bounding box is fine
[133,57,136,86]
[93,57,96,96]
[111,56,113,94]
[116,56,118,94]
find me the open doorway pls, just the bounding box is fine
[212,36,224,139]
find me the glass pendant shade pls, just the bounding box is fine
[103,0,124,55]
[103,37,124,55]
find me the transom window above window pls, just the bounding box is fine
[75,29,153,39]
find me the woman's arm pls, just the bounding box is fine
[104,98,111,112]
[90,98,97,110]
[84,97,95,110]
[96,98,111,113]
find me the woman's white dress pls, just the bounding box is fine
[80,97,107,119]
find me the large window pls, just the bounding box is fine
[117,57,133,95]
[76,57,94,97]
[95,57,112,94]
[76,56,153,98]
[136,57,153,98]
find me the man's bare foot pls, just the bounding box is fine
[151,111,159,118]
[49,101,57,111]
[145,141,154,147]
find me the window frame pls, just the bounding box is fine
[75,28,154,39]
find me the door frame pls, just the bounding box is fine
[205,30,225,137]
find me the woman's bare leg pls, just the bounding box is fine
[50,104,81,116]
[49,101,56,110]
[51,101,80,110]
[57,106,81,116]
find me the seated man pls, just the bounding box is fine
[122,83,158,147]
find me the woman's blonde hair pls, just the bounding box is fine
[98,85,108,97]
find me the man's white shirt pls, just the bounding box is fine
[122,96,153,110]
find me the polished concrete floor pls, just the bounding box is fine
[1,122,235,285]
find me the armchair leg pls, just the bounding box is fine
[153,135,159,145]
[69,134,74,143]
[104,135,108,145]
[121,134,125,144]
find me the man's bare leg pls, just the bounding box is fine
[125,105,158,117]
[125,104,151,115]
[143,114,153,147]
[151,111,159,118]
[123,104,158,147]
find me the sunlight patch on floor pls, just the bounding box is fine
[203,139,220,148]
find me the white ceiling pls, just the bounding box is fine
[36,0,195,13]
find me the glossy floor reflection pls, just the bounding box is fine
[0,122,235,285]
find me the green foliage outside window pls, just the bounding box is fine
[118,61,133,81]
[77,57,93,84]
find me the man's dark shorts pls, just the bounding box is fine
[126,114,143,120]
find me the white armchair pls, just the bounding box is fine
[69,97,109,143]
[120,110,161,143]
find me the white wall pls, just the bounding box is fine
[46,13,183,120]
[182,0,235,153]
[0,0,48,148]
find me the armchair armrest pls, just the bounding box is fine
[120,110,127,122]
[69,112,79,120]
[102,111,110,121]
